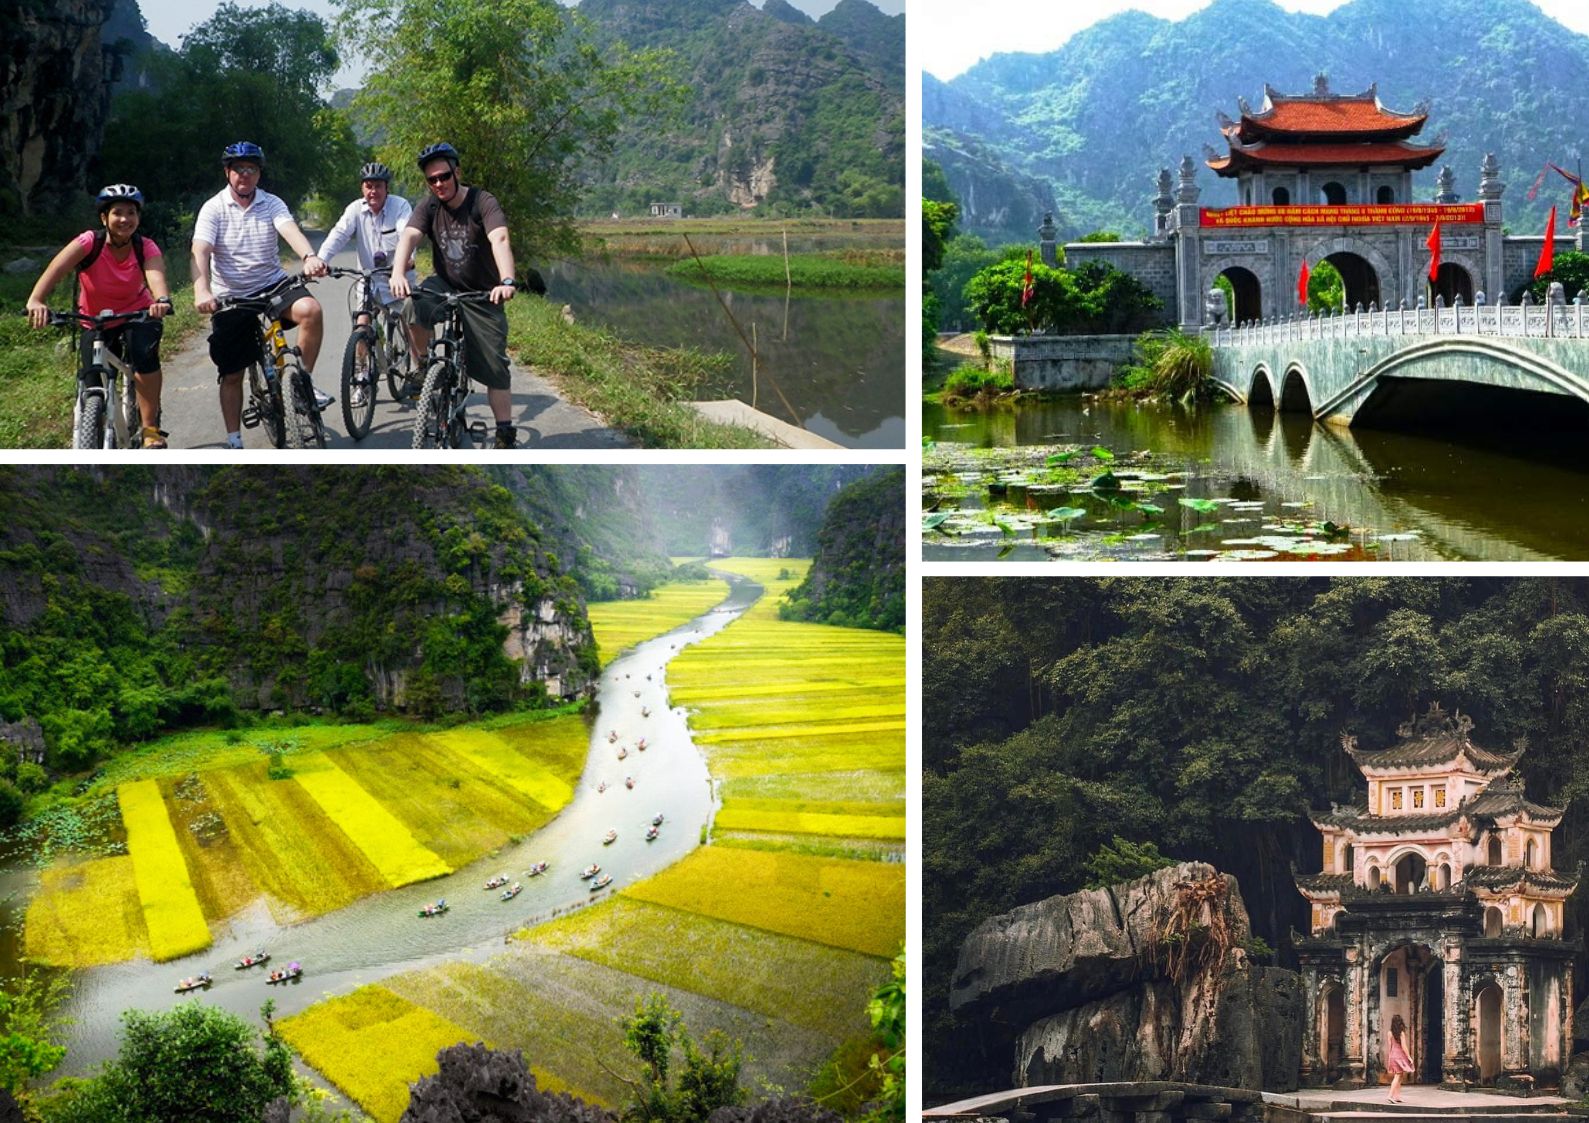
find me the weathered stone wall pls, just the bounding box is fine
[989,334,1138,392]
[1,0,119,215]
[1064,242,1178,322]
[1502,235,1579,300]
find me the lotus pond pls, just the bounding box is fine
[924,392,1589,561]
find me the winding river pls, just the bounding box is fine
[22,574,761,1077]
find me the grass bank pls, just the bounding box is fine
[665,252,903,291]
[504,296,769,449]
[0,250,205,449]
[586,576,731,667]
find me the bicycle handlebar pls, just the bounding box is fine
[41,309,152,330]
[214,273,317,313]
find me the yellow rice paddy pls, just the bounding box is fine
[623,848,904,958]
[290,754,452,886]
[426,729,574,810]
[277,986,484,1123]
[24,855,148,966]
[587,578,730,666]
[118,780,212,961]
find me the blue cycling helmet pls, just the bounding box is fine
[417,142,460,170]
[96,184,144,212]
[221,141,266,167]
[360,161,392,182]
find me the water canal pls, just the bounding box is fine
[548,229,904,448]
[924,394,1589,561]
[0,575,761,1077]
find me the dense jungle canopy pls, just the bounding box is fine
[924,577,1589,1098]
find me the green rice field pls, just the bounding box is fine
[25,713,589,965]
[586,577,730,666]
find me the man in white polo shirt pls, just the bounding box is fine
[192,140,330,449]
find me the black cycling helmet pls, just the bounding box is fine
[96,184,144,212]
[221,141,266,167]
[417,142,460,170]
[360,161,392,182]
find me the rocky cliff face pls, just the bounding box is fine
[952,862,1303,1091]
[1,0,119,215]
[783,466,903,632]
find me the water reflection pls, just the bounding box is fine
[926,397,1589,560]
[546,260,903,448]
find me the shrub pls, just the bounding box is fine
[942,365,1014,400]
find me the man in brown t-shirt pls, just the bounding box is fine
[390,142,520,447]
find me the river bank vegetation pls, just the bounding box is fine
[665,252,904,292]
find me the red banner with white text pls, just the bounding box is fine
[1199,203,1485,228]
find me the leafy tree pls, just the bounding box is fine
[1527,250,1589,303]
[964,257,1161,335]
[861,951,904,1123]
[99,4,356,231]
[41,1003,292,1123]
[338,0,683,259]
[0,968,70,1104]
[923,160,955,204]
[922,200,958,274]
[1078,231,1121,242]
[1083,836,1174,888]
[619,994,744,1123]
[930,235,1000,334]
[0,781,22,831]
[1307,259,1346,314]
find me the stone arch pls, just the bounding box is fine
[1484,905,1503,936]
[1279,363,1314,415]
[1432,852,1451,890]
[1525,838,1537,868]
[1488,834,1504,865]
[1342,841,1356,873]
[1203,256,1267,322]
[1299,236,1398,311]
[1322,251,1382,312]
[1247,364,1277,408]
[1433,261,1475,306]
[1377,185,1396,204]
[1391,848,1428,894]
[1533,902,1549,936]
[1321,180,1348,205]
[1474,977,1504,1080]
[1367,863,1383,890]
[1274,185,1292,206]
[1318,978,1346,1077]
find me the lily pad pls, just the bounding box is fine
[1091,446,1115,461]
[1178,497,1221,514]
[922,513,952,531]
[1045,451,1077,466]
[1090,471,1121,492]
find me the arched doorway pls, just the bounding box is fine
[1488,835,1504,865]
[1422,961,1445,1083]
[1321,181,1348,205]
[1476,982,1503,1080]
[1274,186,1292,205]
[1484,906,1503,936]
[1321,982,1346,1078]
[1433,262,1474,306]
[1525,839,1536,868]
[1533,902,1549,936]
[1377,185,1396,204]
[1394,852,1427,894]
[1323,251,1382,311]
[1218,266,1262,323]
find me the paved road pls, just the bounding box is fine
[161,250,630,450]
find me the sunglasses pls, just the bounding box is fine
[229,165,261,177]
[426,169,455,186]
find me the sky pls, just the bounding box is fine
[919,0,1589,81]
[142,0,903,85]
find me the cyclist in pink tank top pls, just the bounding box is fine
[25,185,174,447]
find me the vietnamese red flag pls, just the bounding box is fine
[1425,220,1441,282]
[1296,258,1310,305]
[1536,206,1557,278]
[1020,249,1035,308]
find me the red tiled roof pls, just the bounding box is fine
[1209,140,1444,175]
[1239,97,1426,141]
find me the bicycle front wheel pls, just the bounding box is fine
[386,314,417,403]
[74,391,106,451]
[251,364,287,449]
[284,365,327,449]
[341,327,378,440]
[412,360,453,449]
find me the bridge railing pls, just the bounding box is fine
[1210,294,1589,346]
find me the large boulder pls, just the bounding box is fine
[401,1043,614,1123]
[950,862,1249,1030]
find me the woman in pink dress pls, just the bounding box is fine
[1386,1013,1414,1102]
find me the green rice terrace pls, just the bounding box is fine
[5,567,904,1121]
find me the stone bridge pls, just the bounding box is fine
[1208,301,1589,426]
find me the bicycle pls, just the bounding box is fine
[39,308,154,450]
[217,274,326,449]
[328,266,418,441]
[411,290,497,450]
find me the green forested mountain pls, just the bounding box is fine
[636,465,873,556]
[924,0,1589,245]
[0,467,710,774]
[578,0,904,216]
[783,467,904,633]
[924,577,1589,1098]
